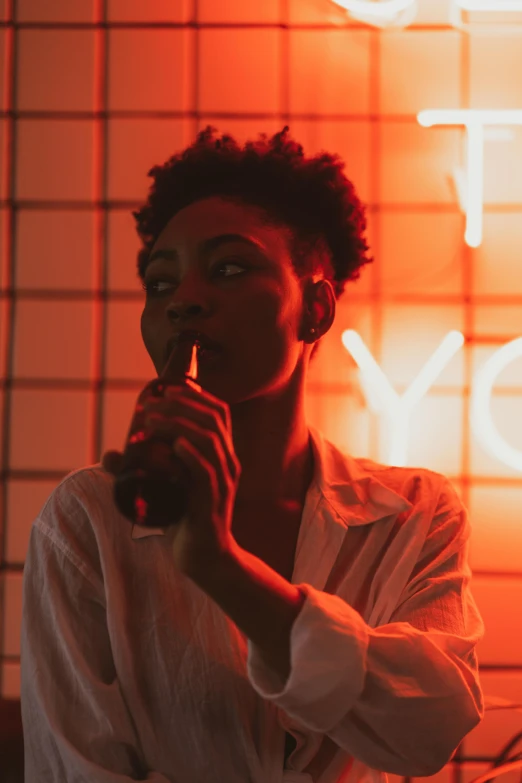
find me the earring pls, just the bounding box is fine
[310,328,316,336]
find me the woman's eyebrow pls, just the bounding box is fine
[145,233,267,270]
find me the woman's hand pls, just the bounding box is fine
[102,384,242,578]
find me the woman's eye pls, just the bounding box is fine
[141,279,172,295]
[214,260,246,277]
[141,261,246,296]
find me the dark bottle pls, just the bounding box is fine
[113,334,202,528]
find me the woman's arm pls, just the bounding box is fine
[244,479,485,776]
[21,522,172,783]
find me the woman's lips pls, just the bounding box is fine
[165,334,221,364]
[163,341,221,371]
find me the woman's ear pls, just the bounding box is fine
[306,278,336,338]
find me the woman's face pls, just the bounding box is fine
[140,196,313,404]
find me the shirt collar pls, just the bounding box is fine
[306,424,413,527]
[130,424,413,540]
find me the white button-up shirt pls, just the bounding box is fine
[21,424,484,783]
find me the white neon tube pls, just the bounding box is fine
[330,0,414,15]
[418,110,522,126]
[417,110,522,248]
[344,329,522,471]
[465,121,484,247]
[470,338,522,472]
[342,330,464,466]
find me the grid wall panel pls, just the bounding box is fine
[17,30,97,111]
[198,28,282,114]
[16,119,95,200]
[468,486,522,573]
[107,29,195,112]
[288,29,371,115]
[379,212,464,296]
[16,0,95,22]
[482,127,522,205]
[469,34,522,110]
[15,210,97,290]
[379,31,461,115]
[379,123,462,204]
[473,214,522,295]
[107,0,192,23]
[197,0,280,23]
[1,1,521,779]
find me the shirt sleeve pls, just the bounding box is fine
[246,478,485,777]
[21,519,172,783]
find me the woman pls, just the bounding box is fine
[21,127,484,783]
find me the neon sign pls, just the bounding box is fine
[329,0,417,26]
[330,0,522,27]
[470,338,522,472]
[325,3,522,470]
[342,330,522,471]
[417,110,522,248]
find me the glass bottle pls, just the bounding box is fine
[113,334,202,527]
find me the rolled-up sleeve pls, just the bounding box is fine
[21,521,171,783]
[247,480,485,776]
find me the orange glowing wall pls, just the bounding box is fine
[1,0,522,779]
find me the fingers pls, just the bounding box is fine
[164,385,235,464]
[145,413,239,513]
[145,394,241,483]
[143,413,237,506]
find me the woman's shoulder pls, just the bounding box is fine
[36,463,113,522]
[29,464,117,585]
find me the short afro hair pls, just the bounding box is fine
[133,125,373,360]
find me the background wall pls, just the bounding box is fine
[0,0,521,781]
